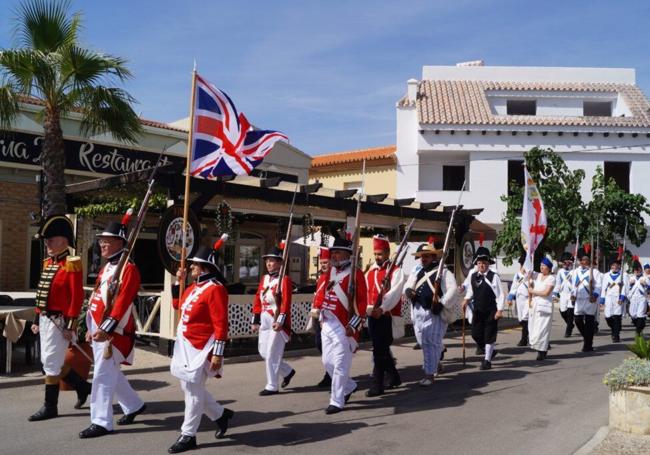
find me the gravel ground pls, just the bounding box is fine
[590,429,650,454]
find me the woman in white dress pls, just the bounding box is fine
[527,257,556,361]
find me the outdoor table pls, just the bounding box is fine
[0,306,36,374]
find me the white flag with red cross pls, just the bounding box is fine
[521,166,547,271]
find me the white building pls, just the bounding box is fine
[396,63,650,276]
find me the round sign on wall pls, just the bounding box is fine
[158,205,200,274]
[460,232,476,277]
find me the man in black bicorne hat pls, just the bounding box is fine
[462,246,505,370]
[29,215,90,422]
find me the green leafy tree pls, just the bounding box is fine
[586,166,649,266]
[492,147,585,264]
[0,0,142,216]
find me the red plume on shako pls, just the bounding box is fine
[121,208,134,227]
[212,233,229,251]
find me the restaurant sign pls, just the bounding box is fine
[0,130,182,175]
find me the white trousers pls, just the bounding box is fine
[39,314,68,376]
[180,369,225,437]
[515,295,529,322]
[528,306,552,352]
[411,303,423,345]
[413,305,447,376]
[321,316,357,408]
[90,339,144,430]
[258,312,292,391]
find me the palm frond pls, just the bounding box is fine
[14,0,79,52]
[0,80,20,129]
[59,46,133,91]
[76,86,142,143]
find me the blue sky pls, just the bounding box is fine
[2,0,649,155]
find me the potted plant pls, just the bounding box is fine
[603,335,650,434]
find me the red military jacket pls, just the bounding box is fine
[314,264,367,330]
[172,274,229,352]
[252,273,292,336]
[35,250,84,327]
[88,253,140,362]
[366,263,403,317]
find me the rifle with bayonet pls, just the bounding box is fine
[373,218,415,310]
[100,149,167,359]
[432,181,466,313]
[347,161,366,323]
[273,185,299,323]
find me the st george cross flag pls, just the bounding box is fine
[190,73,288,178]
[521,166,547,271]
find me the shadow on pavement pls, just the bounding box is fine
[209,421,369,447]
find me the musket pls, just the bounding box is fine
[432,181,466,311]
[347,160,366,320]
[373,218,415,309]
[570,228,580,303]
[273,185,299,322]
[617,220,628,305]
[99,148,167,359]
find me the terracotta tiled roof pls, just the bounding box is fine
[398,80,650,128]
[17,95,188,133]
[311,145,396,168]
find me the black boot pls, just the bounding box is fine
[386,361,402,389]
[317,372,331,388]
[517,321,529,346]
[215,408,234,439]
[28,383,59,421]
[62,368,92,409]
[366,367,384,397]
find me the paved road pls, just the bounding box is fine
[1,313,633,455]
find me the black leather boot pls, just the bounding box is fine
[28,383,59,421]
[517,321,529,346]
[62,368,92,409]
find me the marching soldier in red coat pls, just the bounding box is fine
[168,235,234,454]
[312,246,332,388]
[251,245,296,395]
[365,235,405,396]
[79,215,146,438]
[312,238,367,414]
[29,215,90,421]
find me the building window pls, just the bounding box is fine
[442,165,465,191]
[507,160,525,196]
[507,100,536,116]
[583,101,612,117]
[604,162,630,192]
[133,238,165,288]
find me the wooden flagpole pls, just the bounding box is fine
[179,64,198,300]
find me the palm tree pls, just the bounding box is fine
[0,0,142,216]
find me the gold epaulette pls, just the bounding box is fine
[65,256,82,273]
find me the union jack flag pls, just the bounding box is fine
[190,74,288,178]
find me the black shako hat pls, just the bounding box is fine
[262,246,284,260]
[559,252,573,262]
[36,215,75,247]
[187,234,228,273]
[473,246,495,265]
[97,209,132,242]
[330,237,353,252]
[187,245,220,272]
